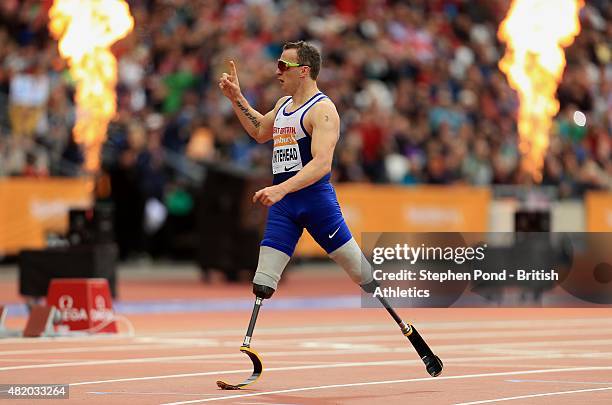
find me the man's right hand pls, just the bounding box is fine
[218,60,241,101]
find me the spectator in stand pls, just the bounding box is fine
[8,60,49,138]
[0,0,607,199]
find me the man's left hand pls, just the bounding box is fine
[253,185,287,206]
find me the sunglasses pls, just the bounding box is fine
[277,59,309,72]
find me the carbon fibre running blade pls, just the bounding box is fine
[216,346,263,390]
[405,325,443,377]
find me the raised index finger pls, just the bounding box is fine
[229,60,238,78]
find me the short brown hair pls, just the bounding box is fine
[283,41,321,80]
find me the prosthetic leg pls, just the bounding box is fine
[216,284,274,390]
[361,280,444,377]
[331,239,443,377]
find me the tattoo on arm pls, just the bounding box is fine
[236,101,261,128]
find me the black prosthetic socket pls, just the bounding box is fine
[253,283,275,299]
[360,279,380,294]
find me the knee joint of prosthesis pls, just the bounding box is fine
[252,283,275,299]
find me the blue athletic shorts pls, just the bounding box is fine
[261,182,352,257]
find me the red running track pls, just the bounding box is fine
[1,266,611,404]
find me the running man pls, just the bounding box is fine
[217,41,441,389]
[219,40,372,296]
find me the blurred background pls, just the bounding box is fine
[0,0,610,296]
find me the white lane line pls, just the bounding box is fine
[0,334,134,344]
[146,318,612,338]
[436,339,612,351]
[3,338,612,372]
[70,357,612,387]
[3,326,606,356]
[0,349,365,372]
[69,356,500,387]
[133,337,221,346]
[453,386,612,405]
[235,403,300,405]
[238,327,612,347]
[144,327,612,351]
[301,338,612,349]
[87,391,217,396]
[71,360,413,387]
[159,367,612,405]
[0,343,220,356]
[0,328,573,356]
[506,379,612,385]
[189,360,340,365]
[0,358,114,363]
[0,328,609,359]
[0,317,610,344]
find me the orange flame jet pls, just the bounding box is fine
[498,0,583,182]
[49,0,134,173]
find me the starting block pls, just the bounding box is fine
[22,305,58,338]
[0,305,58,338]
[47,278,117,334]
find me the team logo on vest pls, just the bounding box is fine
[272,126,303,174]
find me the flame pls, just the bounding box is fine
[49,0,134,173]
[498,0,583,182]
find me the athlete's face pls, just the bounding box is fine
[276,49,309,93]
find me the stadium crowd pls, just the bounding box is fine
[0,0,610,199]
